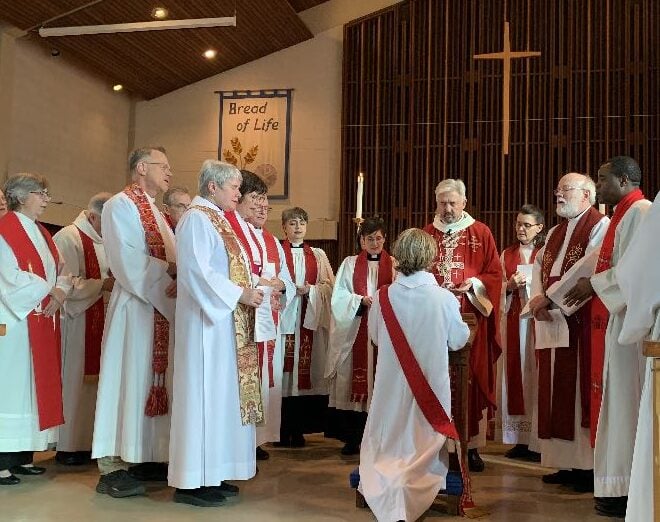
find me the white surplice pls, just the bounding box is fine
[591,199,651,498]
[499,243,539,448]
[326,255,395,412]
[250,225,296,445]
[168,196,258,489]
[280,244,335,398]
[53,212,110,452]
[92,191,176,463]
[0,212,72,452]
[359,271,470,522]
[615,191,660,522]
[530,208,609,470]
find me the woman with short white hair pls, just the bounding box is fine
[0,173,71,486]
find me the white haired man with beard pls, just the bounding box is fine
[528,172,609,493]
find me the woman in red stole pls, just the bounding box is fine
[0,173,70,486]
[499,204,545,462]
[326,217,396,455]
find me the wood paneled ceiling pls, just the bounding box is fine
[0,0,330,99]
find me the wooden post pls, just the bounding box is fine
[643,340,660,518]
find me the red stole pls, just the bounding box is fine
[379,285,459,438]
[258,230,281,388]
[351,250,393,402]
[502,244,539,415]
[123,184,170,417]
[537,206,603,440]
[590,189,645,446]
[0,212,64,430]
[76,227,105,377]
[163,213,175,232]
[224,211,262,276]
[282,240,319,390]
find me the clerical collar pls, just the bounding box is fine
[290,242,304,248]
[432,211,476,234]
[367,253,381,261]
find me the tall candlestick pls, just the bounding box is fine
[356,172,364,220]
[599,204,606,215]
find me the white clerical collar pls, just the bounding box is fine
[519,242,535,253]
[73,211,102,243]
[568,206,591,223]
[395,270,437,288]
[432,211,476,234]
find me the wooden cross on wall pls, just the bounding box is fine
[474,21,541,155]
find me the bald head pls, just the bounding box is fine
[86,192,113,236]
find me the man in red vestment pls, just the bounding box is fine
[528,172,609,493]
[423,178,503,472]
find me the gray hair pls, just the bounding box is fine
[392,228,438,276]
[435,178,467,200]
[88,192,113,215]
[198,160,242,197]
[163,186,190,206]
[569,173,597,206]
[128,146,166,173]
[3,173,49,211]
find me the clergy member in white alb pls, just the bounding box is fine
[359,228,470,522]
[92,146,177,499]
[0,173,72,485]
[279,207,335,447]
[53,192,114,466]
[528,172,609,493]
[168,160,265,507]
[246,195,296,449]
[615,190,660,522]
[563,157,650,518]
[499,205,545,461]
[326,217,395,455]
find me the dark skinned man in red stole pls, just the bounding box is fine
[563,157,650,518]
[528,172,609,493]
[423,179,502,472]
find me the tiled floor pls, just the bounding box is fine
[0,436,603,521]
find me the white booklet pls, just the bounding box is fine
[534,309,570,349]
[546,248,600,316]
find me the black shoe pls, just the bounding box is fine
[173,487,226,507]
[468,449,485,472]
[595,496,627,518]
[215,481,239,497]
[525,450,541,462]
[0,474,20,485]
[341,443,360,456]
[290,434,306,448]
[56,451,91,466]
[9,465,46,476]
[128,462,168,481]
[273,435,291,448]
[542,469,576,485]
[256,446,270,460]
[504,444,530,460]
[572,469,594,493]
[96,469,146,498]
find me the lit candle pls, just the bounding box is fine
[356,172,364,220]
[599,204,606,215]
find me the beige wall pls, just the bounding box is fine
[134,0,401,238]
[3,35,132,225]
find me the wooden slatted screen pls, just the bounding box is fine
[340,0,659,260]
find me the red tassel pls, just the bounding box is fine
[145,384,169,417]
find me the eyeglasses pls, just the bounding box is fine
[364,235,385,243]
[553,185,583,196]
[30,189,51,199]
[515,222,540,230]
[144,162,172,172]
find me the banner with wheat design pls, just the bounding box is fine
[217,89,292,199]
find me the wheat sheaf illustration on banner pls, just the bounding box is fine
[223,137,259,169]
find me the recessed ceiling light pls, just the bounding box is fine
[203,49,217,59]
[152,7,168,19]
[113,84,123,91]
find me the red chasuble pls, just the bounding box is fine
[350,250,393,403]
[502,244,539,415]
[123,184,170,417]
[379,285,459,439]
[0,212,64,430]
[76,227,105,377]
[537,206,603,441]
[423,220,503,438]
[282,240,319,390]
[590,189,645,446]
